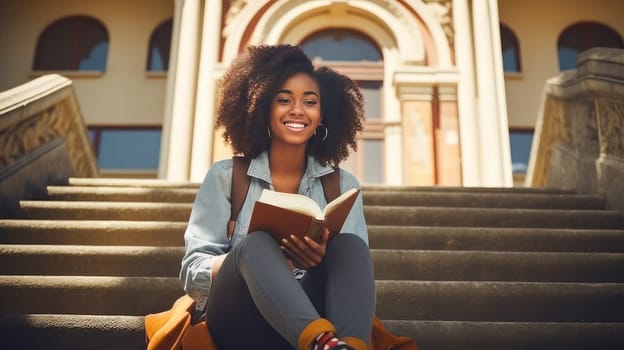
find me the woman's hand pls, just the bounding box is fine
[280,228,330,269]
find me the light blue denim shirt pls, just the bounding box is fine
[180,151,368,310]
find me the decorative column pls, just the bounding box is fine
[452,0,480,186]
[159,0,202,180]
[471,0,513,186]
[436,85,461,185]
[189,0,222,181]
[397,84,437,185]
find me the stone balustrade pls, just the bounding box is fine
[0,74,97,216]
[526,48,624,209]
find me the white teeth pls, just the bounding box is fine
[284,122,306,129]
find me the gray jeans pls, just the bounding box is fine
[204,231,376,349]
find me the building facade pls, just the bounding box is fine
[1,0,622,185]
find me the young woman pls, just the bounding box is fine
[180,45,375,350]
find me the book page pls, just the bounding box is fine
[257,190,323,219]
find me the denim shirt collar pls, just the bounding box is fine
[247,151,334,185]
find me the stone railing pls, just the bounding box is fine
[0,74,97,217]
[526,48,624,209]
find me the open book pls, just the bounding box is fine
[247,188,360,242]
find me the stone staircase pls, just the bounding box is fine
[1,178,623,349]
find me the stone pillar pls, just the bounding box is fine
[577,49,624,209]
[596,97,624,209]
[527,48,624,209]
[471,0,513,186]
[397,85,436,185]
[436,86,461,185]
[452,0,480,186]
[189,0,222,181]
[159,0,202,180]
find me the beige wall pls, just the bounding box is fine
[0,0,173,126]
[499,0,624,128]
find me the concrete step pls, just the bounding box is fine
[365,206,624,229]
[362,184,575,194]
[2,245,623,283]
[3,220,623,252]
[45,186,197,203]
[1,277,622,323]
[374,280,624,322]
[0,220,186,246]
[363,191,605,209]
[67,177,200,189]
[67,177,574,193]
[371,250,624,282]
[2,315,622,350]
[368,226,624,252]
[67,177,575,194]
[45,185,603,210]
[0,314,145,350]
[16,201,624,228]
[17,201,192,222]
[388,320,624,350]
[0,245,183,277]
[0,276,183,315]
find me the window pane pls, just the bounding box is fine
[301,29,382,62]
[509,131,533,173]
[79,41,109,70]
[500,24,521,72]
[98,130,161,169]
[502,47,519,72]
[557,22,624,71]
[363,139,383,183]
[359,81,382,120]
[147,19,173,71]
[558,47,578,70]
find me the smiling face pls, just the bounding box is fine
[269,72,321,149]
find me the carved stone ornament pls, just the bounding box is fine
[423,0,454,56]
[223,0,250,37]
[0,104,66,169]
[547,97,572,146]
[596,99,624,157]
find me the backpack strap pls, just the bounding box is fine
[321,168,341,203]
[227,157,341,239]
[227,156,251,240]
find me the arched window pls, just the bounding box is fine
[500,23,521,72]
[33,15,109,71]
[301,29,384,183]
[301,29,382,62]
[146,19,173,71]
[557,21,623,70]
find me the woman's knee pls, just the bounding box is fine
[328,233,368,251]
[325,233,371,262]
[233,231,281,260]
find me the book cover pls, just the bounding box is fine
[247,188,360,242]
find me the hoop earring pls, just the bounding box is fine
[314,124,328,141]
[267,127,271,139]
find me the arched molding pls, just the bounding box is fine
[277,14,399,67]
[223,0,439,66]
[259,0,424,65]
[221,1,270,63]
[403,0,453,67]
